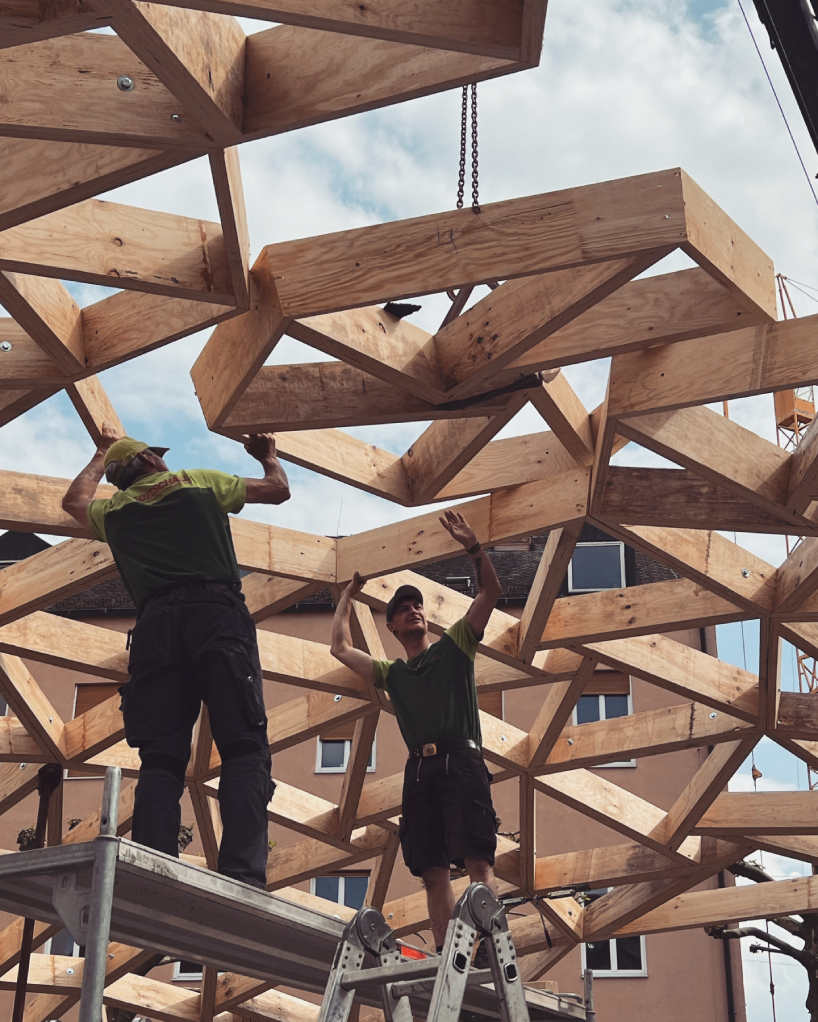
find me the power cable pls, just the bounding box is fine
[736,0,818,209]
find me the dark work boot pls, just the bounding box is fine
[217,748,274,888]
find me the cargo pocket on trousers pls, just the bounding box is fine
[467,798,499,859]
[227,653,267,730]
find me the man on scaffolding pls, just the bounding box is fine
[331,509,502,958]
[62,424,290,889]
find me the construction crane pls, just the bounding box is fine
[774,273,818,789]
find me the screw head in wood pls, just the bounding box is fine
[117,75,135,92]
[0,341,12,352]
[741,568,750,577]
[334,694,342,702]
[171,113,182,122]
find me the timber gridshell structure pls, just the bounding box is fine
[2,0,818,1018]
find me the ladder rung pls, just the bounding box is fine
[391,968,494,999]
[340,957,440,989]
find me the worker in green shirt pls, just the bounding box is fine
[62,424,290,888]
[331,509,503,954]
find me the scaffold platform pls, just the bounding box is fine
[0,769,587,1022]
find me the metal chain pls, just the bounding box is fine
[470,82,480,213]
[456,84,480,213]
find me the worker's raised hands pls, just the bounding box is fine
[439,509,479,551]
[343,571,366,600]
[244,432,278,463]
[97,421,122,453]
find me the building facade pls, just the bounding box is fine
[0,526,746,1022]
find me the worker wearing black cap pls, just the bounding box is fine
[62,424,290,889]
[331,509,503,953]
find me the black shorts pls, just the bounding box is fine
[399,746,498,877]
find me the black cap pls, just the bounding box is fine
[386,584,424,622]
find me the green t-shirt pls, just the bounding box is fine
[87,469,246,608]
[373,617,482,751]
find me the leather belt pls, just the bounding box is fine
[408,739,479,759]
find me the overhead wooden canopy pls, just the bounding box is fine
[2,2,818,1018]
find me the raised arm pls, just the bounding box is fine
[62,422,121,528]
[439,509,502,638]
[243,433,291,505]
[331,573,378,685]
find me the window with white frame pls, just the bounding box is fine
[581,890,647,977]
[316,736,376,773]
[173,959,203,981]
[568,542,625,593]
[311,873,370,910]
[573,672,635,768]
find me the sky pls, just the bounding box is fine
[3,0,818,1016]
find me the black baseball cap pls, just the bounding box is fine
[386,585,424,622]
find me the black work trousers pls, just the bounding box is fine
[121,585,274,888]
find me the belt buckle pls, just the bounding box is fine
[422,743,437,757]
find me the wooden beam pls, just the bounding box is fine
[220,360,516,434]
[534,768,695,860]
[274,429,412,505]
[135,0,531,58]
[95,0,246,146]
[0,653,66,762]
[663,740,755,851]
[533,842,692,893]
[191,252,290,428]
[259,169,765,319]
[596,522,777,616]
[66,375,125,446]
[0,319,63,388]
[243,26,517,143]
[242,574,323,622]
[229,517,336,582]
[519,771,536,896]
[0,386,56,427]
[579,633,760,722]
[537,702,753,774]
[365,831,400,910]
[491,268,763,385]
[678,169,776,321]
[288,305,443,404]
[402,394,529,505]
[787,418,818,515]
[606,314,818,419]
[518,521,583,664]
[599,466,808,535]
[614,874,818,937]
[433,255,664,400]
[63,693,124,763]
[528,372,595,466]
[0,138,193,232]
[774,537,818,614]
[265,824,390,889]
[0,537,118,627]
[0,0,108,47]
[617,406,795,525]
[527,657,597,770]
[435,429,580,502]
[0,611,128,682]
[0,199,234,304]
[210,146,250,308]
[338,466,589,581]
[0,32,212,147]
[82,288,240,376]
[694,791,818,836]
[0,270,84,374]
[540,579,748,649]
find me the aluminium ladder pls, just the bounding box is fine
[319,883,533,1022]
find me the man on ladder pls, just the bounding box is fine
[331,509,503,962]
